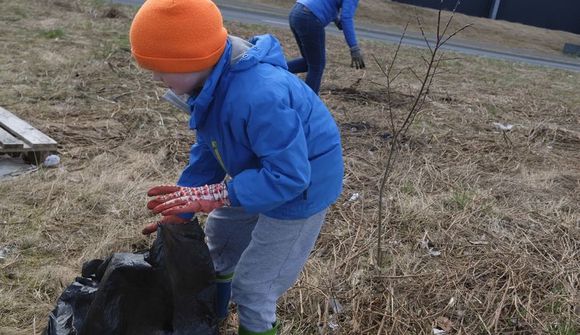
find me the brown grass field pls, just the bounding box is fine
[0,0,579,334]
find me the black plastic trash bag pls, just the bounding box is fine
[44,219,218,335]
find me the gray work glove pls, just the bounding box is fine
[350,46,365,69]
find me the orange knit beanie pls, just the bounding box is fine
[130,0,228,73]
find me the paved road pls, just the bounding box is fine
[114,0,580,72]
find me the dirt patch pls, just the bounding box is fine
[101,6,129,19]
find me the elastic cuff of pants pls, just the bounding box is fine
[216,272,234,283]
[239,321,279,335]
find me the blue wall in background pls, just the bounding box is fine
[498,0,580,34]
[393,0,580,34]
[393,0,492,17]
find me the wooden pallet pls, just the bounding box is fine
[0,106,58,163]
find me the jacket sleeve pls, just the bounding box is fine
[177,132,227,188]
[174,133,226,220]
[341,0,359,48]
[227,95,311,213]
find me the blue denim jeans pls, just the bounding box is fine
[204,207,327,333]
[287,3,326,94]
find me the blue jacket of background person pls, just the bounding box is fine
[178,34,344,220]
[297,0,360,47]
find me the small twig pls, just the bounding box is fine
[106,61,118,74]
[416,15,433,53]
[491,276,511,332]
[402,53,444,136]
[501,130,513,147]
[407,67,423,82]
[373,272,435,279]
[436,0,443,42]
[390,67,408,83]
[475,312,493,335]
[439,0,462,40]
[387,22,410,79]
[376,295,389,335]
[419,53,431,68]
[440,24,473,47]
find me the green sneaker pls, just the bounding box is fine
[238,321,279,335]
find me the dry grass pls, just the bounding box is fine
[1,0,579,334]
[223,0,580,59]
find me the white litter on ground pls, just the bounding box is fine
[492,122,513,131]
[43,154,61,167]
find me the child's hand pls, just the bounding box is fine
[350,46,365,69]
[147,182,229,216]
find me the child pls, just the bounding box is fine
[287,0,365,94]
[129,0,344,334]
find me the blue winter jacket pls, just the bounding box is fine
[177,35,344,220]
[297,0,360,48]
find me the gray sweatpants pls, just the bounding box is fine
[204,207,327,333]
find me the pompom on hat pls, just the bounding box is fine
[130,0,228,73]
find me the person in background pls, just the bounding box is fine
[129,0,344,334]
[287,0,366,94]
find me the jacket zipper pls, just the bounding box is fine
[211,140,228,174]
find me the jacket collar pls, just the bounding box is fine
[187,40,232,130]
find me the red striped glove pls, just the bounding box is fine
[147,182,229,216]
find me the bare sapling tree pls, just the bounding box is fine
[375,1,471,267]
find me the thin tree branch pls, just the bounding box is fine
[440,0,462,39]
[440,24,473,47]
[388,22,410,78]
[416,16,433,53]
[375,0,469,268]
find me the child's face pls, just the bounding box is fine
[152,69,212,95]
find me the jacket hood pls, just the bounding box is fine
[187,34,287,130]
[230,34,288,72]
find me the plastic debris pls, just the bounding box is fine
[329,297,343,314]
[328,320,339,330]
[433,316,454,334]
[348,193,360,202]
[428,248,442,257]
[43,154,61,167]
[420,232,441,257]
[0,246,14,262]
[380,132,392,141]
[493,122,513,131]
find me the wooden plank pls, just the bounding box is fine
[0,127,24,149]
[0,107,57,150]
[0,145,36,153]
